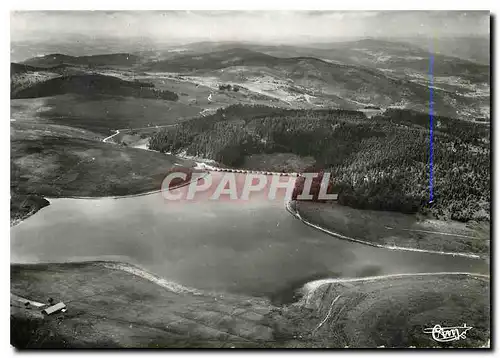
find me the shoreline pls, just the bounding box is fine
[11,259,489,348]
[44,171,210,201]
[11,259,489,305]
[13,128,490,259]
[11,260,204,294]
[300,272,490,305]
[285,200,486,260]
[10,171,210,227]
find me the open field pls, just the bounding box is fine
[11,95,202,135]
[294,201,490,256]
[10,261,276,348]
[10,121,195,224]
[11,137,192,197]
[10,120,103,141]
[275,274,489,348]
[138,72,300,108]
[11,262,489,348]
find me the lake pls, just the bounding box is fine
[11,172,489,299]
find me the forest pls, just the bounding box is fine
[149,104,490,222]
[12,74,179,101]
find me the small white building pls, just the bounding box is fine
[42,302,66,316]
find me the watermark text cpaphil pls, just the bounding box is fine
[161,170,338,202]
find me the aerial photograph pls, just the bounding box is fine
[9,10,490,349]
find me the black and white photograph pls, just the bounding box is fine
[8,8,491,349]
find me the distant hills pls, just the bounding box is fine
[143,48,278,71]
[155,39,489,83]
[11,73,178,101]
[141,46,487,119]
[10,49,184,100]
[317,39,489,84]
[11,62,51,74]
[400,36,490,65]
[11,38,490,120]
[22,53,142,68]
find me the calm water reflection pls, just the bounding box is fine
[11,173,489,298]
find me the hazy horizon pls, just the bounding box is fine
[10,11,490,63]
[11,11,490,44]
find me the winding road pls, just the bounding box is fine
[102,123,179,143]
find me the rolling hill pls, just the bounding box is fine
[160,39,490,84]
[22,53,142,68]
[400,36,490,65]
[10,120,195,225]
[16,42,489,120]
[11,62,54,74]
[10,63,62,96]
[318,39,490,84]
[11,73,178,101]
[143,48,278,71]
[143,47,486,119]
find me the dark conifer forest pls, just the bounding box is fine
[150,105,490,221]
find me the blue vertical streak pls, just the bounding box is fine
[429,44,434,203]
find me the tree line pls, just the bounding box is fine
[149,104,490,221]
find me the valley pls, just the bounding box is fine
[10,34,490,349]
